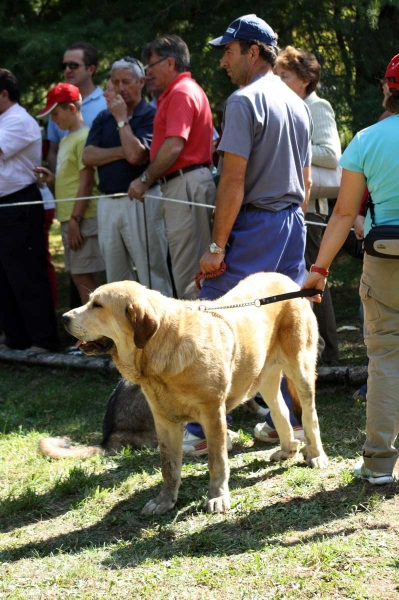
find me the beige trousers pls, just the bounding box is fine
[360,253,399,474]
[97,187,173,297]
[160,167,216,298]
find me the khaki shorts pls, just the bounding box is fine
[60,217,105,275]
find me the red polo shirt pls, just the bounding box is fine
[150,72,214,175]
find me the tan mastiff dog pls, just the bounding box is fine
[62,272,328,515]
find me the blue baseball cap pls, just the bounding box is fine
[209,14,278,47]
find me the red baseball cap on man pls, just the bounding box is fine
[37,83,81,118]
[385,54,399,90]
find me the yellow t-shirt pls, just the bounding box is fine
[55,127,98,223]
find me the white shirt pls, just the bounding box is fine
[0,103,42,197]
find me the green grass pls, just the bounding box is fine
[0,224,396,599]
[0,363,398,599]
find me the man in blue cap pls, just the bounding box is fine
[183,15,313,455]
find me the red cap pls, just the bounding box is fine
[37,83,81,118]
[385,54,399,90]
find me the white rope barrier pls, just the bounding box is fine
[0,190,331,227]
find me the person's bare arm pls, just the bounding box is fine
[82,145,125,167]
[199,152,247,274]
[146,136,185,181]
[302,169,366,299]
[118,124,148,165]
[108,94,148,165]
[68,166,95,251]
[128,136,185,200]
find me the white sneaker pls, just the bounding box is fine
[254,405,270,417]
[254,421,305,444]
[182,428,233,456]
[353,459,395,485]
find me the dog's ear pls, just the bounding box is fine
[127,302,159,349]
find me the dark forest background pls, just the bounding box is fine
[2,0,399,144]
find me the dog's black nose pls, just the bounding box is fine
[62,314,70,324]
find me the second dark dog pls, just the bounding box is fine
[39,379,158,458]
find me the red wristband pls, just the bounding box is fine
[310,264,329,277]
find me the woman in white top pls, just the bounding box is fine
[275,46,341,364]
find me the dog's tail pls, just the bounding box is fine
[286,378,303,425]
[39,437,104,459]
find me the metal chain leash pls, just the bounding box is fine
[197,289,323,312]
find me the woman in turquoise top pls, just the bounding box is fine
[302,54,399,485]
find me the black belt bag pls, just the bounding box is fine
[364,196,399,258]
[364,225,399,259]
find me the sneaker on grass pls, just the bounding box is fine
[254,421,305,444]
[182,428,235,456]
[353,459,395,485]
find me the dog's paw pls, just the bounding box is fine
[269,447,298,462]
[301,445,329,469]
[141,497,176,515]
[204,494,231,514]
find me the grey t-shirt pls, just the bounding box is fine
[218,72,312,210]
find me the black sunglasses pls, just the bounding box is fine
[120,56,145,76]
[61,61,86,71]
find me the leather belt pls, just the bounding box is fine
[240,203,293,212]
[0,183,38,203]
[240,203,265,212]
[160,163,209,184]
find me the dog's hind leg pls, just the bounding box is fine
[201,406,231,514]
[285,361,328,469]
[141,415,183,515]
[258,366,300,462]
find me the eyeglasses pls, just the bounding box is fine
[144,57,167,72]
[61,62,86,71]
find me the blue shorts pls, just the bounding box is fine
[200,204,306,300]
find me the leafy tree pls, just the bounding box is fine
[1,0,398,142]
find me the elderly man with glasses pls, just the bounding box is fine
[82,57,172,296]
[128,35,216,299]
[47,42,106,173]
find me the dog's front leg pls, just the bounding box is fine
[202,409,231,514]
[141,415,183,516]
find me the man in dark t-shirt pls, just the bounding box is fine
[83,57,172,296]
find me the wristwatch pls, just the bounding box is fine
[71,215,83,223]
[140,171,150,184]
[117,120,129,129]
[209,242,226,254]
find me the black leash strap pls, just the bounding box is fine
[197,289,323,312]
[258,288,323,306]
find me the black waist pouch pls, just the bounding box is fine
[364,225,399,259]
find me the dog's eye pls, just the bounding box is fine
[92,301,102,309]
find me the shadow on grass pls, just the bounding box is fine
[0,445,282,533]
[0,397,365,536]
[0,386,365,533]
[0,450,160,533]
[1,449,398,566]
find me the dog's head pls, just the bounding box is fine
[62,281,160,355]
